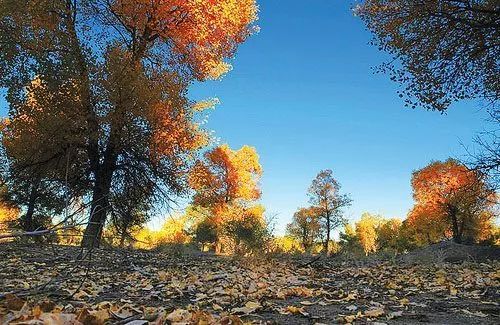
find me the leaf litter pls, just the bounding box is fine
[0,243,499,324]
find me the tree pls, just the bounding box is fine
[338,223,363,256]
[1,77,87,232]
[356,0,499,112]
[355,213,381,255]
[194,218,218,252]
[0,0,259,247]
[409,159,495,244]
[377,218,404,252]
[133,215,190,250]
[287,207,321,253]
[308,170,352,254]
[223,206,268,255]
[189,144,264,253]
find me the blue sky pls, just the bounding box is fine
[188,0,491,234]
[0,1,492,235]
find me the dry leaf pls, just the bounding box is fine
[364,307,384,318]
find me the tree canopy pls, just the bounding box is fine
[357,0,499,111]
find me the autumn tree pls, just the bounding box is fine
[287,207,321,253]
[377,218,404,252]
[355,213,381,255]
[338,223,363,256]
[0,77,87,232]
[189,144,264,253]
[409,159,495,244]
[132,215,190,250]
[308,170,352,254]
[357,0,499,112]
[0,0,258,247]
[194,218,218,251]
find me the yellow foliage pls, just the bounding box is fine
[134,216,190,250]
[355,213,382,255]
[272,236,304,254]
[0,200,19,240]
[377,218,403,251]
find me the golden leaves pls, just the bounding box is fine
[112,0,258,80]
[2,242,500,324]
[355,213,381,255]
[231,301,261,315]
[189,144,263,219]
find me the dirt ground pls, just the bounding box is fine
[0,243,499,324]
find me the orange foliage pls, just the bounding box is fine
[112,0,259,80]
[189,144,264,253]
[189,144,262,215]
[408,159,495,244]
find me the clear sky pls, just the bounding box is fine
[188,0,492,234]
[0,0,492,236]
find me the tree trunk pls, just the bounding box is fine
[324,212,331,255]
[119,231,126,248]
[81,152,116,248]
[23,177,43,232]
[449,206,462,244]
[119,217,131,248]
[24,184,39,231]
[81,177,110,248]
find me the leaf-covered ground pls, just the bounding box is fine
[0,243,499,324]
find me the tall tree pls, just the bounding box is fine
[0,0,259,247]
[409,159,495,244]
[308,170,352,254]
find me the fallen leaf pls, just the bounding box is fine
[166,309,192,323]
[364,307,384,318]
[231,301,261,315]
[300,300,315,306]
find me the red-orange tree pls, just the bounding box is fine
[0,0,258,247]
[408,159,495,244]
